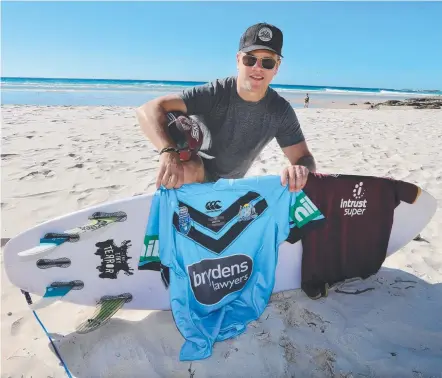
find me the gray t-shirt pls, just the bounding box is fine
[180,76,305,181]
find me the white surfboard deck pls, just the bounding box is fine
[3,185,437,311]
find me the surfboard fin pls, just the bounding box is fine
[17,211,127,259]
[89,211,127,222]
[76,293,132,334]
[37,257,71,269]
[30,280,84,310]
[17,243,59,259]
[17,233,78,260]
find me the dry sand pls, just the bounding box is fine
[1,105,441,377]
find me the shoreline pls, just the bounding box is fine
[2,94,441,110]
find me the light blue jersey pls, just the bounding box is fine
[148,175,324,361]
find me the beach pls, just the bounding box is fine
[1,102,442,377]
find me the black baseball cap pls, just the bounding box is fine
[239,23,283,57]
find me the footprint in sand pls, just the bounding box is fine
[1,154,19,161]
[310,347,336,376]
[69,163,84,169]
[40,159,56,167]
[10,317,24,336]
[19,169,55,180]
[279,333,297,364]
[275,300,297,327]
[301,309,330,333]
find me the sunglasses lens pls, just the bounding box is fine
[242,55,257,67]
[242,55,276,70]
[262,58,276,69]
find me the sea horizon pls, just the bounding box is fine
[1,76,441,107]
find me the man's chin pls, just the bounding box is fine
[243,79,265,92]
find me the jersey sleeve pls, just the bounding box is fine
[285,190,326,244]
[145,190,160,238]
[275,102,305,148]
[158,188,187,278]
[394,179,420,206]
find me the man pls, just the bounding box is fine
[304,93,310,108]
[136,22,316,192]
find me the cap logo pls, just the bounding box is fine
[258,27,272,42]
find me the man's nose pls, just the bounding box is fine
[252,60,263,70]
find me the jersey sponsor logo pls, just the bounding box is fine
[138,234,160,270]
[290,192,322,228]
[205,200,222,212]
[207,215,225,229]
[187,254,253,305]
[238,203,257,222]
[178,206,192,235]
[340,182,368,216]
[95,239,134,279]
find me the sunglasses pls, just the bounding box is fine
[242,54,278,70]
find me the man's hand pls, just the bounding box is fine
[156,152,184,189]
[281,165,309,192]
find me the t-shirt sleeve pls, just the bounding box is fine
[393,179,421,206]
[275,102,305,148]
[179,79,223,116]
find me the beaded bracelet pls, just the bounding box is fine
[159,147,179,155]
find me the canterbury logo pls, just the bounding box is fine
[205,201,222,212]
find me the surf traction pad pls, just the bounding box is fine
[76,293,133,334]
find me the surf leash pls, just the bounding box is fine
[21,290,74,378]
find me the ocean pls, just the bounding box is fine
[1,77,440,107]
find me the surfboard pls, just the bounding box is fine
[3,176,437,317]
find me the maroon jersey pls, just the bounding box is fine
[287,173,420,299]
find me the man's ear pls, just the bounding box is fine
[274,59,281,75]
[236,52,241,69]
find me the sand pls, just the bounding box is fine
[1,104,441,378]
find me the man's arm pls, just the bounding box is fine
[281,141,317,172]
[135,94,188,151]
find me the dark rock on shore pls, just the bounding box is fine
[376,97,441,109]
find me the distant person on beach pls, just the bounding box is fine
[136,22,316,190]
[304,93,310,108]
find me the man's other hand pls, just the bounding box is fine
[156,152,185,189]
[281,165,309,192]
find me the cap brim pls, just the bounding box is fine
[240,45,283,57]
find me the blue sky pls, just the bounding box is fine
[2,1,441,90]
